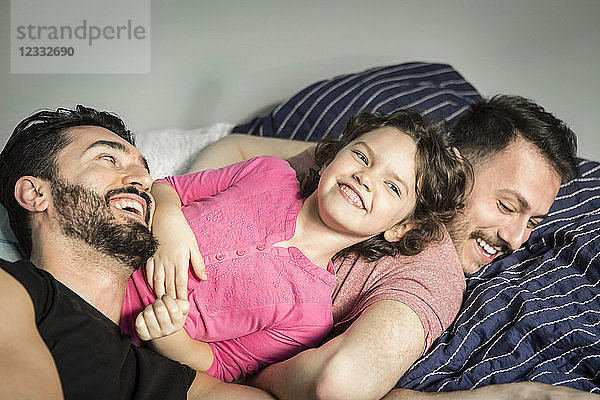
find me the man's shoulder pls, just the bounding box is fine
[331,231,465,345]
[339,231,463,277]
[1,257,37,271]
[0,258,52,298]
[0,258,40,305]
[0,261,195,398]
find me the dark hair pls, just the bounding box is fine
[302,110,471,261]
[450,95,578,182]
[0,105,135,257]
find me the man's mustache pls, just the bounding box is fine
[105,186,152,224]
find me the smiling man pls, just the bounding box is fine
[0,106,272,399]
[445,95,576,274]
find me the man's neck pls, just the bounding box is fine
[30,231,132,324]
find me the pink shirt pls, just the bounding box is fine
[121,157,335,382]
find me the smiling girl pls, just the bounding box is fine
[120,110,469,382]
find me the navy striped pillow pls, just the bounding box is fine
[234,62,482,141]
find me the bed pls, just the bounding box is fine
[1,62,598,394]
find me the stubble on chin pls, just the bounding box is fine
[51,179,158,270]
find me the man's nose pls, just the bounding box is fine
[497,217,530,250]
[122,164,152,192]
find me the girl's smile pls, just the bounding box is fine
[338,183,366,210]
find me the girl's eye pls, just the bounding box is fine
[386,182,401,197]
[352,150,368,165]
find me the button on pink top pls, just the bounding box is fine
[121,157,335,382]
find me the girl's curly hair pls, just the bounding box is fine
[300,109,472,261]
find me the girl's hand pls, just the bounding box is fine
[135,294,190,341]
[146,210,207,300]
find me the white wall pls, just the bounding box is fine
[1,0,599,159]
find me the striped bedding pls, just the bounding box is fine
[234,62,482,140]
[235,63,600,393]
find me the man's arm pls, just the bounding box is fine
[188,371,275,400]
[188,134,314,172]
[250,300,425,400]
[0,268,63,399]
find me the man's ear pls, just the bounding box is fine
[14,176,50,212]
[383,221,414,243]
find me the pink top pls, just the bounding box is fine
[121,157,335,382]
[288,148,465,352]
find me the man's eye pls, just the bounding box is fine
[352,150,368,165]
[498,201,513,213]
[386,182,400,197]
[100,155,116,164]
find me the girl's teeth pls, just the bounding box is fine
[340,185,363,208]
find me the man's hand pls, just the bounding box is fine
[135,294,190,341]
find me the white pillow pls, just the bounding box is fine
[135,123,233,179]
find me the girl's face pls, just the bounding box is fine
[316,127,418,242]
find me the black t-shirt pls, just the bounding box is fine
[0,259,196,400]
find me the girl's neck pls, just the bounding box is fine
[274,193,362,269]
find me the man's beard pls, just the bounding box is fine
[51,179,158,271]
[447,209,512,274]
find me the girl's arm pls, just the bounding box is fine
[147,182,206,300]
[151,157,293,300]
[135,294,214,372]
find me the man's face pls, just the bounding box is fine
[447,139,562,273]
[50,126,158,268]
